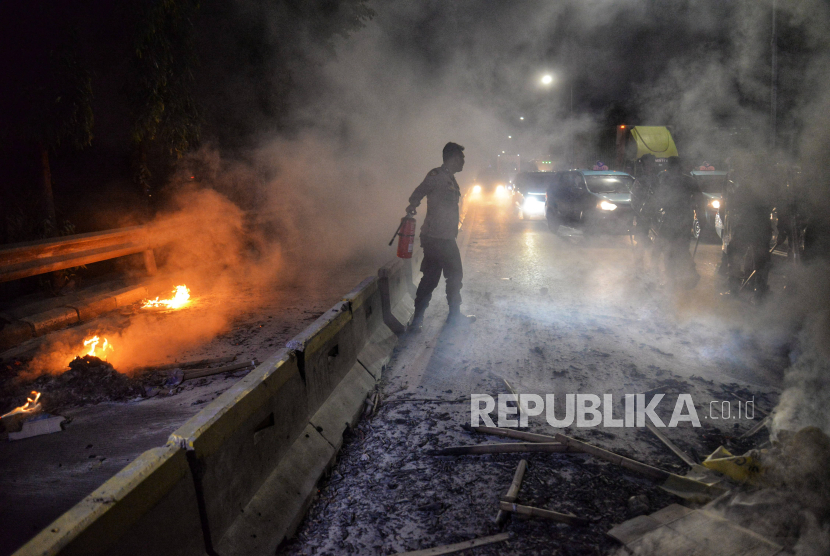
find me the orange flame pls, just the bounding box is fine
[142,285,191,310]
[82,335,113,359]
[1,391,41,419]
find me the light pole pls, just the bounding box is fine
[540,73,574,168]
[770,0,778,149]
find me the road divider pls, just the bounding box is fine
[14,443,205,556]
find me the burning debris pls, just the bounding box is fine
[0,391,66,441]
[141,285,191,311]
[0,390,42,431]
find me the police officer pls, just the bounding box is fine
[647,156,700,290]
[631,154,658,261]
[405,142,476,332]
[720,154,774,300]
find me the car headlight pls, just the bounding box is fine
[472,185,482,194]
[599,200,617,211]
[495,185,506,195]
[710,199,721,209]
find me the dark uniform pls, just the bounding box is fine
[646,163,701,289]
[408,165,463,319]
[631,163,658,251]
[721,165,773,299]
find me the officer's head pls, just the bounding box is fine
[443,142,465,173]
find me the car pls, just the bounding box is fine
[513,172,561,219]
[545,170,634,234]
[689,170,727,239]
[471,169,511,198]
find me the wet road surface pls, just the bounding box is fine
[279,194,787,555]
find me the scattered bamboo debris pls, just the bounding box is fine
[429,443,570,456]
[645,422,697,466]
[740,415,771,439]
[383,398,468,405]
[134,355,237,374]
[498,501,589,526]
[470,426,671,481]
[182,360,258,381]
[372,391,380,416]
[729,392,769,417]
[553,433,671,481]
[393,532,511,556]
[495,459,527,525]
[468,426,557,443]
[503,459,527,503]
[501,377,523,420]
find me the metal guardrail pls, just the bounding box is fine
[0,225,157,283]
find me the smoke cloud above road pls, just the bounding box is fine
[98,0,830,430]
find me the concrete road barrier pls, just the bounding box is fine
[13,444,204,556]
[342,277,395,380]
[14,260,412,556]
[287,302,360,417]
[378,258,415,335]
[169,350,308,553]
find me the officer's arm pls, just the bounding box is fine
[407,174,437,213]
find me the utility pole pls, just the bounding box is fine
[570,82,574,168]
[770,0,778,150]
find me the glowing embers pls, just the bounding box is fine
[0,391,41,421]
[142,285,191,310]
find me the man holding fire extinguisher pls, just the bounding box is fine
[405,142,476,332]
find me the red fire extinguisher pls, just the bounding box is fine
[388,216,417,259]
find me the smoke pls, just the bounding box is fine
[26,188,282,375]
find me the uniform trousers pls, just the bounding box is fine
[414,236,463,312]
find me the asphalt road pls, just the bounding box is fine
[1,193,795,555]
[279,194,789,555]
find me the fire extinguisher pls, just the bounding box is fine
[388,215,417,259]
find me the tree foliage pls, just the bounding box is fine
[27,30,95,153]
[129,0,202,156]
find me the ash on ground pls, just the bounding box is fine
[278,398,683,556]
[0,355,255,415]
[0,356,144,414]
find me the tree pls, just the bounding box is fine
[27,32,94,227]
[127,0,202,208]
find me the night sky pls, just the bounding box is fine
[0,0,827,237]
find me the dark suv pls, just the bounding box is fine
[545,170,634,233]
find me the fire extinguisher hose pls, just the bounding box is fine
[388,218,406,246]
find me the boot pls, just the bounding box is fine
[408,303,427,333]
[446,307,476,327]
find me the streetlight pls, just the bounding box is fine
[539,70,574,167]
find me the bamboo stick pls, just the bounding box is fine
[495,459,527,526]
[183,359,258,381]
[429,443,569,456]
[498,501,588,526]
[645,422,696,466]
